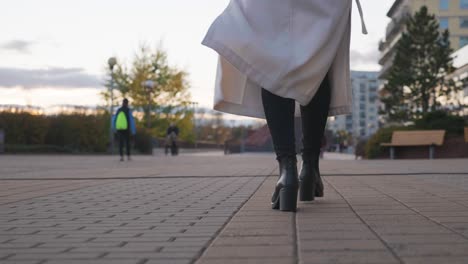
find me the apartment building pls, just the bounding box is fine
[379,0,468,78]
[328,71,380,140]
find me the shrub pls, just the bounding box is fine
[365,126,414,159]
[134,128,153,154]
[0,112,110,153]
[414,111,466,136]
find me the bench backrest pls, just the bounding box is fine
[465,127,468,143]
[390,130,445,146]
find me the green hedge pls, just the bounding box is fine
[0,112,109,153]
[134,129,153,154]
[414,111,465,136]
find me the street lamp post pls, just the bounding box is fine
[143,80,155,129]
[191,102,199,148]
[108,57,117,154]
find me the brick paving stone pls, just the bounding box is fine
[196,177,296,263]
[212,235,293,246]
[402,256,468,264]
[144,259,193,264]
[0,174,266,263]
[4,156,468,264]
[0,261,42,264]
[300,251,400,264]
[198,258,295,264]
[202,245,295,258]
[44,260,142,264]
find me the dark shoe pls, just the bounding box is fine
[315,168,324,198]
[271,156,299,212]
[299,158,317,201]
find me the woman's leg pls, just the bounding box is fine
[261,88,298,211]
[261,88,296,160]
[299,75,331,200]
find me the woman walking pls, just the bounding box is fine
[203,0,367,211]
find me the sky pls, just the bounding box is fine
[0,0,394,109]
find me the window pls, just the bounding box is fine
[440,17,449,29]
[360,95,366,102]
[461,17,468,28]
[440,0,449,10]
[360,83,366,93]
[461,0,468,9]
[360,129,366,136]
[460,36,468,48]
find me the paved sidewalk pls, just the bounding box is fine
[1,154,468,263]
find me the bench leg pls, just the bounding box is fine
[429,145,434,159]
[390,147,395,160]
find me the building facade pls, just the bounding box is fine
[328,71,380,140]
[443,44,468,115]
[379,0,468,78]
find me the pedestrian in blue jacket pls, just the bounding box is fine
[112,98,136,161]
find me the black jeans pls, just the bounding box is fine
[262,75,331,161]
[117,130,131,157]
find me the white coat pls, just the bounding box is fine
[202,0,367,119]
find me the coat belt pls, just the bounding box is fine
[355,0,368,34]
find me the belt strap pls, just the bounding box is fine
[355,0,368,35]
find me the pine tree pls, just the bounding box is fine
[381,6,458,122]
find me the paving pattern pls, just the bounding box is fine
[1,154,468,264]
[0,174,266,263]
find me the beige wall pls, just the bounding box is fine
[409,0,468,49]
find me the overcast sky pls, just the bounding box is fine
[0,0,394,108]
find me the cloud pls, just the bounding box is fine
[1,40,35,53]
[0,67,102,89]
[350,49,380,66]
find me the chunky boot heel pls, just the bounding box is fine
[299,178,316,201]
[271,156,299,212]
[298,159,317,201]
[315,176,324,197]
[280,187,298,212]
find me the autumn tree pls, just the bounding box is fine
[103,45,194,141]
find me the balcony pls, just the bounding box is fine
[386,6,410,40]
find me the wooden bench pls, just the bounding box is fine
[465,127,468,143]
[381,130,446,159]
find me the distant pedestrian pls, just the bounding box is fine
[320,136,327,159]
[112,98,136,161]
[165,123,179,156]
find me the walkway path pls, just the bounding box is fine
[1,154,468,263]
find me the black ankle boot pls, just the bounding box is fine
[271,156,299,212]
[299,157,317,201]
[299,156,324,200]
[315,158,324,197]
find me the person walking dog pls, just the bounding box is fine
[203,0,367,211]
[113,98,136,161]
